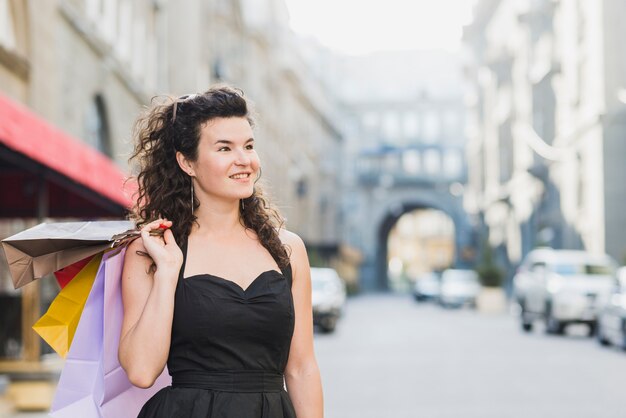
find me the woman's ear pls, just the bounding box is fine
[176,151,194,176]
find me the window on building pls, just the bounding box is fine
[362,111,379,131]
[116,0,132,62]
[84,95,112,157]
[383,153,399,172]
[423,110,440,143]
[403,112,420,141]
[296,178,308,198]
[213,58,225,80]
[443,110,459,138]
[85,0,102,22]
[101,0,118,45]
[424,149,441,175]
[532,76,555,144]
[576,154,584,210]
[402,149,421,175]
[144,4,158,90]
[382,111,400,141]
[498,118,513,183]
[443,150,463,179]
[85,0,117,44]
[0,0,16,50]
[131,19,146,78]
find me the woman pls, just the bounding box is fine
[118,85,324,417]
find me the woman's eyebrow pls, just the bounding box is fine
[214,138,255,145]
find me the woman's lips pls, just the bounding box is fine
[229,173,251,183]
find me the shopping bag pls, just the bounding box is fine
[54,254,97,289]
[32,253,103,358]
[1,220,136,288]
[50,247,171,417]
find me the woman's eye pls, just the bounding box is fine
[246,144,254,150]
[218,147,230,152]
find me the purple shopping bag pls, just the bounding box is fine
[50,247,171,417]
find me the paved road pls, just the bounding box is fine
[314,293,626,418]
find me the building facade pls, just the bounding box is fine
[324,50,472,290]
[464,0,626,289]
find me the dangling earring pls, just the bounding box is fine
[190,176,194,215]
[241,199,245,211]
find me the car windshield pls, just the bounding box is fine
[551,263,614,276]
[312,278,332,291]
[444,271,477,283]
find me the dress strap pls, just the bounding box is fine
[178,238,189,281]
[280,263,293,289]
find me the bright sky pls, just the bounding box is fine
[284,0,476,55]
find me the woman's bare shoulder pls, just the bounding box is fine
[278,228,304,248]
[277,228,307,267]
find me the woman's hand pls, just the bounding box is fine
[139,218,183,283]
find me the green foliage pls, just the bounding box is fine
[307,248,327,268]
[475,240,505,288]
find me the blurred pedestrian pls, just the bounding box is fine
[118,85,324,417]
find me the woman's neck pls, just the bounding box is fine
[190,198,244,238]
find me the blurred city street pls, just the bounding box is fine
[316,294,626,418]
[3,0,626,416]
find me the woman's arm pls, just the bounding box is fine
[118,219,182,388]
[281,230,324,418]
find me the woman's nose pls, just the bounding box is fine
[235,149,251,165]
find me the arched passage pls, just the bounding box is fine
[356,189,475,292]
[385,208,455,291]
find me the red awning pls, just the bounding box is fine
[0,93,136,218]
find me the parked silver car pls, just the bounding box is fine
[513,248,617,335]
[597,289,626,349]
[438,269,481,308]
[596,267,626,349]
[311,267,346,333]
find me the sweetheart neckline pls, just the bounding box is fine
[182,269,284,293]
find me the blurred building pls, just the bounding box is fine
[321,50,473,291]
[0,0,342,385]
[464,0,626,288]
[0,0,160,365]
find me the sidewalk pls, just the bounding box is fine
[0,356,62,418]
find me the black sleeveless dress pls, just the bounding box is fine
[137,239,297,417]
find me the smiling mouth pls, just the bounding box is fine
[230,173,251,179]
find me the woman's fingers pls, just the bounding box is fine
[140,219,172,252]
[140,219,171,234]
[162,228,175,245]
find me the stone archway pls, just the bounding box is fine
[357,189,474,291]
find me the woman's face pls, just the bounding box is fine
[190,117,260,202]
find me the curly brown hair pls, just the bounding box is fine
[128,85,291,269]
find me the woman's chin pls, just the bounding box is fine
[235,191,254,200]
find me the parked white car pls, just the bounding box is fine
[311,267,346,333]
[513,248,617,335]
[438,269,481,308]
[413,272,441,302]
